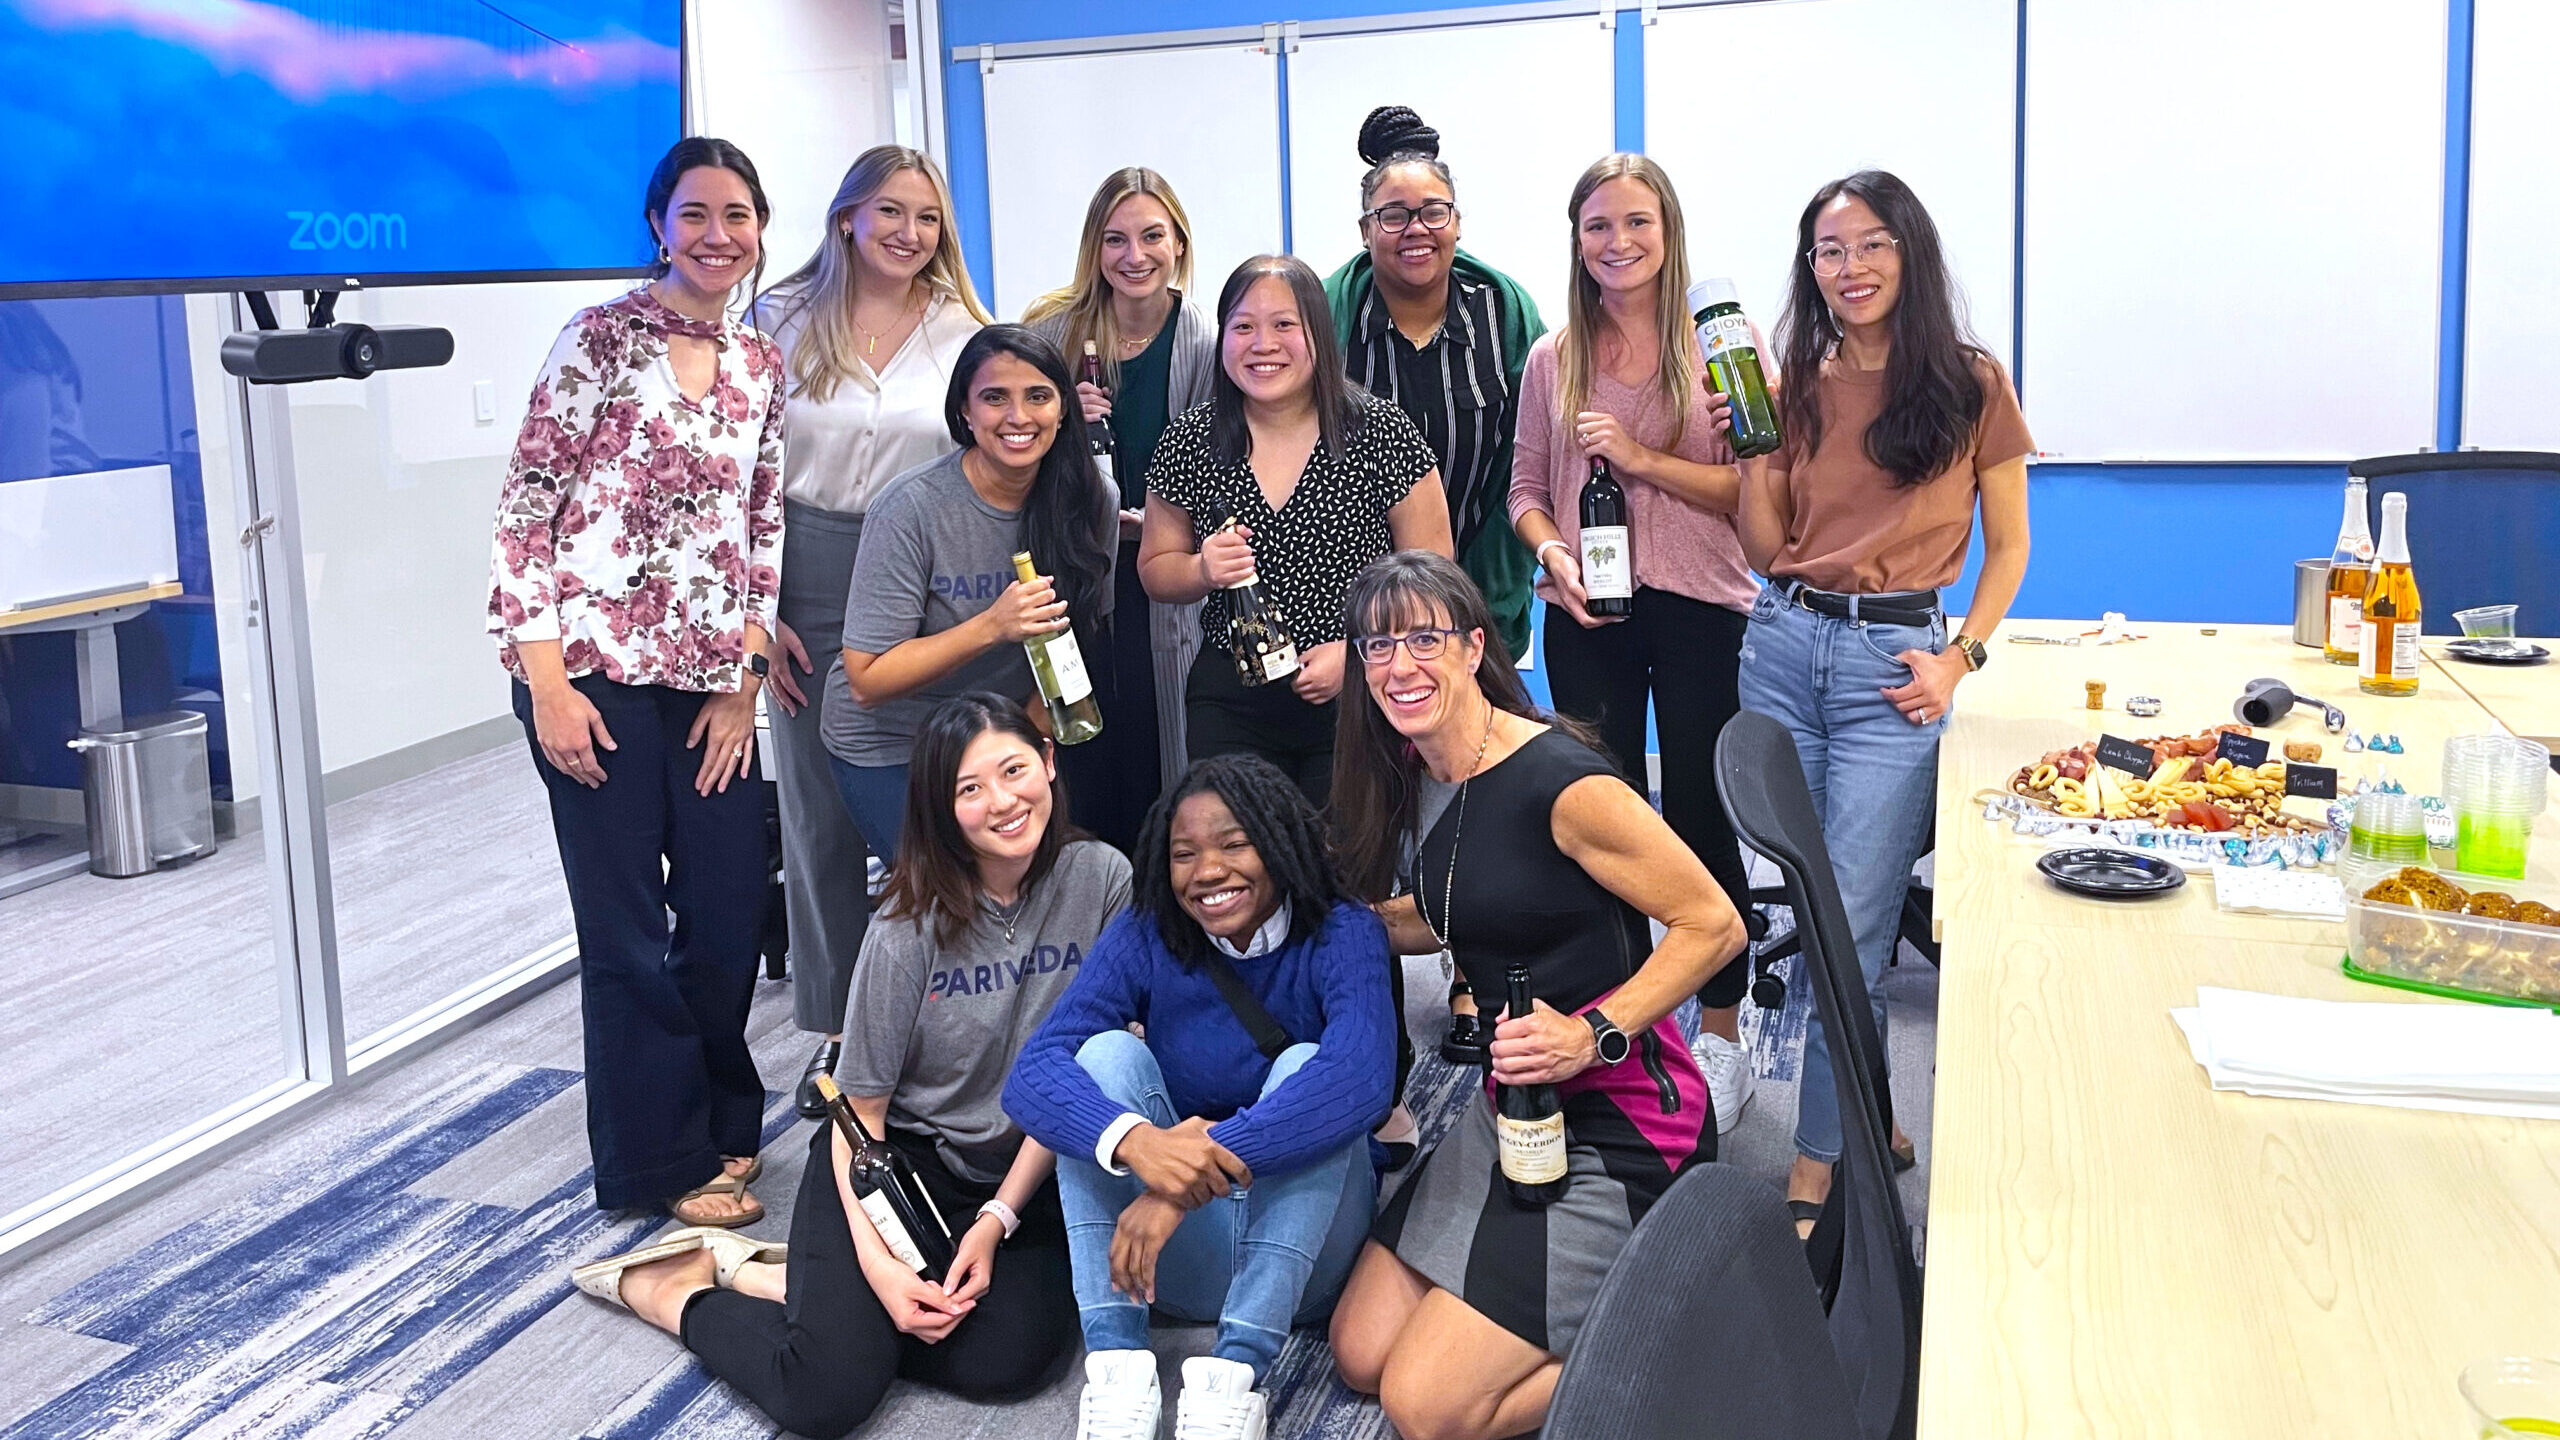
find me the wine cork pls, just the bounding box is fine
[2084,679,2106,711]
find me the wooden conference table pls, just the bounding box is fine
[1917,622,2560,1439]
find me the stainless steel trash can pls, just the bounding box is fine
[67,710,218,878]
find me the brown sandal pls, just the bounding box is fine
[669,1170,764,1229]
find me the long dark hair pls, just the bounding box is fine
[1209,255,1366,466]
[1135,754,1349,971]
[1776,170,1987,488]
[944,325,1115,650]
[643,136,771,302]
[1329,550,1603,901]
[879,693,1081,945]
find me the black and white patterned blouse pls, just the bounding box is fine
[1145,392,1435,648]
[1344,275,1514,556]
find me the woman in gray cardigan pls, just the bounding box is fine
[1022,167,1217,851]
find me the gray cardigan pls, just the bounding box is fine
[1027,298,1216,792]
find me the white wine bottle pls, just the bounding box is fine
[1012,551,1103,743]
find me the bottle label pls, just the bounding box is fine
[1262,643,1300,682]
[1699,311,1755,362]
[1497,1110,1568,1184]
[859,1191,928,1272]
[1092,450,1116,494]
[2328,596,2362,653]
[1579,524,1632,600]
[1043,634,1093,703]
[2393,620,2420,676]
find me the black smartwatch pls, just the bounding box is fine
[1584,1011,1631,1066]
[744,652,770,680]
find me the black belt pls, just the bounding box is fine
[1774,577,1941,628]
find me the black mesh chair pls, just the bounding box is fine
[1715,710,1923,1440]
[2347,450,2560,629]
[1545,1165,1860,1439]
[1745,830,1936,1008]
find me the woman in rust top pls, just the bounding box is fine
[1728,169,2032,1235]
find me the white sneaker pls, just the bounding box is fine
[1693,1030,1756,1135]
[1172,1355,1268,1440]
[1076,1349,1162,1440]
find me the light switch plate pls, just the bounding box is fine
[473,379,496,424]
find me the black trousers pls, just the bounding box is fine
[1053,543,1163,855]
[682,1124,1078,1439]
[514,677,768,1209]
[1184,646,1337,809]
[1542,588,1754,1009]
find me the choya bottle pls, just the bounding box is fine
[812,1074,957,1283]
[1687,278,1782,458]
[1208,507,1299,686]
[2358,491,2421,697]
[1495,964,1566,1207]
[1577,455,1633,619]
[2323,476,2373,666]
[1078,340,1117,497]
[1012,552,1103,744]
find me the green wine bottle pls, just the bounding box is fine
[1011,551,1103,745]
[1687,278,1782,459]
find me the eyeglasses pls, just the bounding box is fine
[1361,201,1458,233]
[1354,628,1467,665]
[1806,235,1900,277]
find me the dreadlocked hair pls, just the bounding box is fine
[1132,753,1351,972]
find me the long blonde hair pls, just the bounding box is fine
[758,145,991,403]
[1557,153,1696,446]
[1020,168,1195,392]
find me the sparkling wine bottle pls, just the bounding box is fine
[1687,278,1782,458]
[1494,964,1566,1207]
[2323,477,2373,666]
[813,1073,956,1283]
[1577,455,1633,619]
[1079,340,1118,501]
[1208,506,1299,686]
[1011,551,1102,745]
[2358,491,2421,697]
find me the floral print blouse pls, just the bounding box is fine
[487,288,786,694]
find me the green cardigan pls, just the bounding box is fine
[1321,248,1546,660]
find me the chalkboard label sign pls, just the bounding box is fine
[2095,734,2159,778]
[2216,731,2273,768]
[2283,763,2339,799]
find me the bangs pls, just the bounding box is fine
[1349,579,1455,641]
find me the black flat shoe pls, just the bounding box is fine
[1438,1009,1487,1067]
[794,1038,843,1120]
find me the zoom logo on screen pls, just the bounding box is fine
[286,211,409,252]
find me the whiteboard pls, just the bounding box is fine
[1645,0,2018,378]
[0,466,179,613]
[2023,0,2447,461]
[2462,0,2560,451]
[982,45,1284,322]
[1285,16,1616,327]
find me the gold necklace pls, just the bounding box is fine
[1427,700,1501,951]
[853,292,924,357]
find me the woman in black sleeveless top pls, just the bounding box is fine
[1325,550,1748,1440]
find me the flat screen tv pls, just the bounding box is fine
[1,0,684,298]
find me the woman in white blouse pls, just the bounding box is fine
[749,145,990,1118]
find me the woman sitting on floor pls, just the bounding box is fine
[568,693,1128,1439]
[1004,753,1396,1440]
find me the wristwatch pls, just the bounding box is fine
[744,651,770,680]
[1951,634,1988,672]
[1583,1010,1631,1066]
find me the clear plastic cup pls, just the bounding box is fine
[2444,735,2551,879]
[2460,1355,2560,1437]
[2344,790,2432,891]
[2455,604,2521,639]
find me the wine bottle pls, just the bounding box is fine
[1011,551,1103,745]
[813,1073,957,1283]
[1079,340,1119,501]
[1494,964,1566,1207]
[2358,491,2421,697]
[1207,507,1299,687]
[2323,476,2373,666]
[1686,278,1782,458]
[1577,456,1633,619]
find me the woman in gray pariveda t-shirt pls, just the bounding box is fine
[571,694,1127,1435]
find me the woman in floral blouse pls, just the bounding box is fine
[488,136,788,1228]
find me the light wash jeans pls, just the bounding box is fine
[1735,582,1944,1164]
[1057,1031,1374,1380]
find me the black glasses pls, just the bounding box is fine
[1806,234,1900,277]
[1354,628,1466,665]
[1361,201,1458,233]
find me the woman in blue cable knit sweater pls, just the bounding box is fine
[1004,752,1394,1440]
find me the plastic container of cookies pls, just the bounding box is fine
[2343,866,2560,1009]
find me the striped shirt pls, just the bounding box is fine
[1345,276,1515,555]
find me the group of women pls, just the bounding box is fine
[490,97,2031,1440]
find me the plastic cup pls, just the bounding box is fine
[2345,790,2431,891]
[2460,1355,2560,1437]
[2455,604,2521,639]
[2444,736,2550,880]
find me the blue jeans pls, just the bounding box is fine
[1056,1031,1375,1380]
[1735,583,1944,1164]
[826,755,908,861]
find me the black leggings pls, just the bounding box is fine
[680,1124,1078,1439]
[1543,587,1754,1009]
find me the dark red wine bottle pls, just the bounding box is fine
[1494,964,1566,1206]
[1577,456,1633,619]
[813,1073,956,1282]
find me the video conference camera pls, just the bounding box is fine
[220,322,454,384]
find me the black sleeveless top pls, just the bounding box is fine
[1413,729,1653,1014]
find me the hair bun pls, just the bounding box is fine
[1357,105,1441,166]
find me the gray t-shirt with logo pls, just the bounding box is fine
[839,839,1133,1182]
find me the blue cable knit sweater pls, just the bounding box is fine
[1003,899,1396,1178]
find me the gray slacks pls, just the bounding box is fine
[771,501,871,1035]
